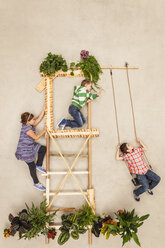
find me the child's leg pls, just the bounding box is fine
[146,170,161,190]
[26,161,39,184]
[80,111,86,124]
[65,105,84,128]
[134,174,149,196]
[36,146,47,166]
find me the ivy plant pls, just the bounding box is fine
[70,50,102,89]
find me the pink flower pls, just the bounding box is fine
[80,50,89,59]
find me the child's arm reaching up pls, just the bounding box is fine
[136,138,147,151]
[33,105,45,126]
[116,145,124,161]
[88,87,103,100]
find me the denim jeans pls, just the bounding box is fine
[134,170,161,196]
[65,105,86,128]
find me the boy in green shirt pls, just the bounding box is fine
[57,79,102,129]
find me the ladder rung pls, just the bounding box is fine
[47,208,82,212]
[48,224,61,229]
[42,171,89,176]
[50,153,88,158]
[43,191,87,196]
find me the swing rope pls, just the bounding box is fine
[110,65,152,172]
[125,62,152,169]
[110,69,120,145]
[110,68,133,176]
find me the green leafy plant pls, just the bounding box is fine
[70,51,102,89]
[100,209,149,247]
[58,205,98,245]
[21,200,56,239]
[40,52,68,76]
[92,215,112,237]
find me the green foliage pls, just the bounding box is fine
[57,205,97,245]
[39,51,102,89]
[58,231,70,245]
[100,209,149,247]
[21,200,56,240]
[40,52,68,76]
[70,55,102,89]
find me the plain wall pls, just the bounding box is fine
[0,0,165,247]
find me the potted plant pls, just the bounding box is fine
[58,205,98,245]
[40,52,68,76]
[4,200,56,240]
[70,50,102,89]
[100,209,149,247]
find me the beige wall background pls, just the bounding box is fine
[0,0,164,247]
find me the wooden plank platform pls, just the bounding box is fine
[51,128,99,138]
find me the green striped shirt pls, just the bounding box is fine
[72,86,99,110]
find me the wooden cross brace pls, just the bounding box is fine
[46,129,93,211]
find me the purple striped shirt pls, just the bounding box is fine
[15,124,41,163]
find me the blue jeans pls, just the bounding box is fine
[65,105,86,128]
[134,170,161,196]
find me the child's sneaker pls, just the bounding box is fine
[33,183,46,191]
[133,191,140,201]
[36,165,46,174]
[57,118,66,130]
[147,189,153,195]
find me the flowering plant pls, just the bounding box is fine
[4,228,11,238]
[80,50,89,59]
[48,228,57,240]
[70,50,102,88]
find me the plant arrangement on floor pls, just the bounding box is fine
[39,50,102,88]
[58,205,98,245]
[4,200,56,240]
[100,209,149,247]
[4,203,149,247]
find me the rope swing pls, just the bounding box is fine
[110,63,152,185]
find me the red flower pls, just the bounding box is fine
[118,210,124,214]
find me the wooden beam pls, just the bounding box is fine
[51,128,99,138]
[50,153,88,157]
[47,208,82,212]
[44,191,88,196]
[41,171,89,176]
[46,133,50,178]
[87,102,93,245]
[35,66,139,92]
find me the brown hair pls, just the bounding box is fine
[21,112,34,124]
[81,79,92,87]
[120,143,128,154]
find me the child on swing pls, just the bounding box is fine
[116,139,161,201]
[15,106,47,191]
[57,79,103,129]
